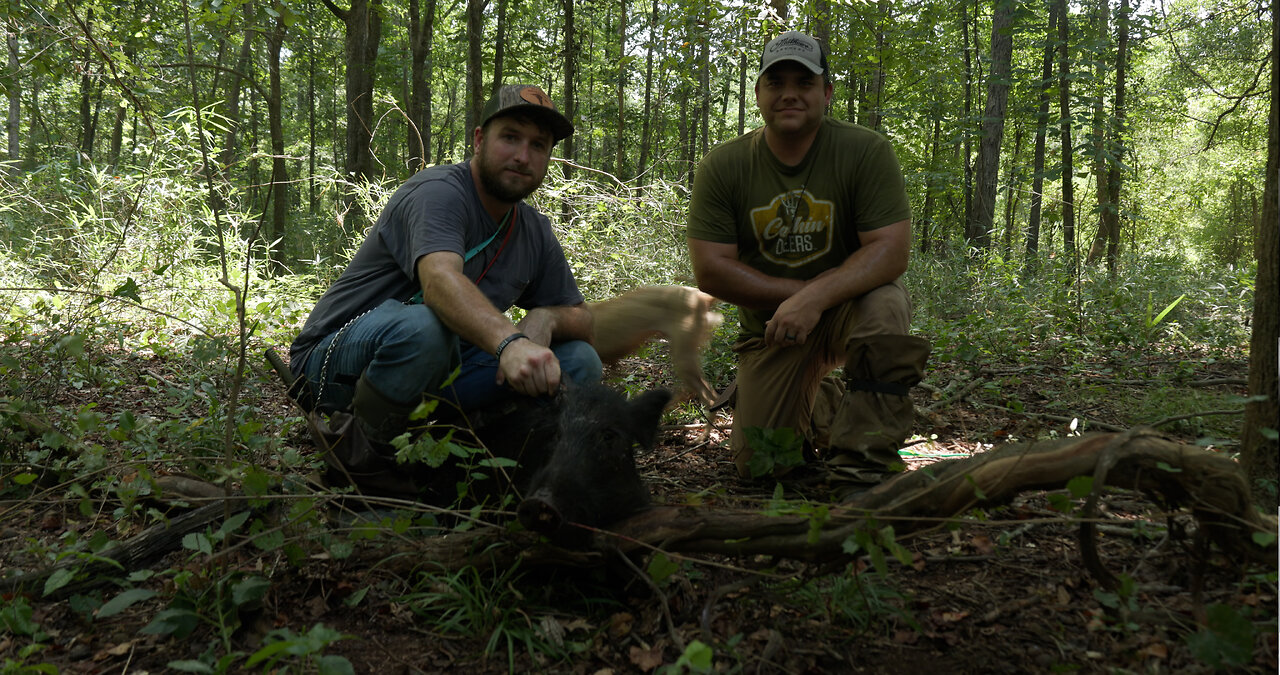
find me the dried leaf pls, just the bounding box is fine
[608,612,634,639]
[629,645,664,672]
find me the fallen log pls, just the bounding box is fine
[358,431,1277,581]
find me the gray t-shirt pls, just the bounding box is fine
[290,161,583,371]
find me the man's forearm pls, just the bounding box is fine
[517,304,593,347]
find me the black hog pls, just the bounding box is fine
[513,384,671,547]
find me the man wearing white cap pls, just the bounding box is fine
[687,32,930,483]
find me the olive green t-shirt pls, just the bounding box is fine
[687,117,911,337]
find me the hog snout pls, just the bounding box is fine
[517,487,564,534]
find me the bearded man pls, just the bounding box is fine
[290,85,600,448]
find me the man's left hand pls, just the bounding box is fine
[765,294,821,347]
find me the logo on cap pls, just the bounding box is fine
[519,87,553,108]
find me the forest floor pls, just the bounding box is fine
[1,343,1276,674]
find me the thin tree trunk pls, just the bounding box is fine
[561,0,577,222]
[920,107,942,254]
[321,0,382,201]
[267,14,289,273]
[969,0,1014,250]
[1087,0,1111,267]
[637,0,657,184]
[615,0,627,176]
[492,0,507,96]
[1002,124,1023,252]
[1057,0,1077,264]
[307,0,317,214]
[960,0,974,242]
[1085,0,1126,274]
[1025,0,1057,276]
[220,5,255,170]
[465,0,484,158]
[6,32,20,172]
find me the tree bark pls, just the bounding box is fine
[1025,0,1058,276]
[1057,0,1077,264]
[321,0,383,226]
[266,13,289,274]
[968,0,1015,250]
[614,0,627,176]
[220,4,256,171]
[637,0,658,183]
[1088,0,1128,274]
[6,31,21,172]
[960,0,974,243]
[1240,0,1279,507]
[465,0,484,158]
[407,0,437,173]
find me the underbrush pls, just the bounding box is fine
[0,154,1267,672]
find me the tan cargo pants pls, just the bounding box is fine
[729,279,913,477]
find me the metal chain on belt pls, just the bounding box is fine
[315,307,373,406]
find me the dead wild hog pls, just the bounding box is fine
[588,285,722,407]
[515,383,671,547]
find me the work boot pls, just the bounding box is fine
[323,374,422,495]
[351,374,418,446]
[825,335,930,477]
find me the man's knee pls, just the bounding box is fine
[555,340,603,385]
[845,280,911,339]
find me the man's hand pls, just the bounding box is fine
[764,293,822,347]
[496,337,561,396]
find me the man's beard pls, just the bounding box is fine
[475,151,543,203]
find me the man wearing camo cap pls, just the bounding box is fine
[687,32,930,485]
[291,84,600,455]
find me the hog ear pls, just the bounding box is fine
[629,388,673,450]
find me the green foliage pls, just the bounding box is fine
[1184,604,1258,669]
[399,563,581,669]
[742,426,805,478]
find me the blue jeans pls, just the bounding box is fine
[296,299,602,415]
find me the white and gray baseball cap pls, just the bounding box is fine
[757,31,828,80]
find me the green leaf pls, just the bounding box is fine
[43,567,76,597]
[1155,461,1182,473]
[1252,530,1276,547]
[111,277,142,304]
[1066,475,1094,498]
[232,576,272,607]
[165,660,215,674]
[317,655,356,675]
[12,472,37,485]
[674,640,713,672]
[96,588,157,619]
[141,608,200,638]
[646,551,680,586]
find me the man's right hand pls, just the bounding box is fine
[496,338,561,396]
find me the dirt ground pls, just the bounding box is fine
[1,348,1276,673]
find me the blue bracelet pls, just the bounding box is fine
[494,332,529,361]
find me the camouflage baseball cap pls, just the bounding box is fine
[480,84,574,143]
[757,31,828,80]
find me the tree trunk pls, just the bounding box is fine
[960,0,974,243]
[1089,0,1128,275]
[1002,124,1023,252]
[968,0,1015,250]
[322,0,383,226]
[920,108,942,254]
[1057,0,1077,264]
[637,0,657,184]
[615,0,627,177]
[1240,0,1279,507]
[465,0,484,158]
[267,14,289,274]
[560,0,577,222]
[1087,0,1111,267]
[492,0,507,97]
[220,6,255,170]
[6,32,21,172]
[1025,0,1057,276]
[407,0,435,172]
[867,0,889,131]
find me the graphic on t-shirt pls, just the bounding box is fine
[750,190,833,267]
